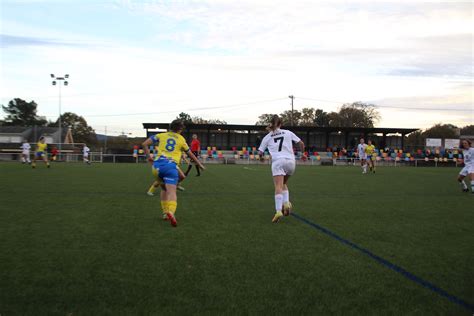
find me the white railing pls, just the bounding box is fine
[0,152,464,168]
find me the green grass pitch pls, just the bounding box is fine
[0,162,473,315]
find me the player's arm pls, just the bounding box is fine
[258,135,269,155]
[290,132,305,154]
[185,149,205,170]
[142,136,157,163]
[297,140,305,153]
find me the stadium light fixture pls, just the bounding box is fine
[49,73,70,155]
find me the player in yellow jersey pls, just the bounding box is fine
[365,140,376,173]
[142,120,205,227]
[32,136,50,168]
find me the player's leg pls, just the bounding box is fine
[26,153,31,164]
[184,163,193,176]
[272,174,285,223]
[43,154,50,168]
[160,164,180,227]
[469,172,474,194]
[160,184,169,220]
[32,153,40,168]
[147,167,160,196]
[177,167,186,191]
[164,184,178,227]
[458,168,469,192]
[282,176,292,216]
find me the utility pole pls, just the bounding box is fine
[288,95,295,126]
[104,126,107,153]
[51,74,69,157]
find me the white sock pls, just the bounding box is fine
[471,181,474,191]
[363,164,367,172]
[275,194,283,212]
[460,180,468,189]
[21,157,25,163]
[282,190,289,203]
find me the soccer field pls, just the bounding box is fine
[0,163,473,315]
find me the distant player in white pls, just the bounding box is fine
[83,145,91,164]
[357,138,368,174]
[258,115,305,223]
[20,140,31,164]
[457,139,474,194]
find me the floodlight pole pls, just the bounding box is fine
[58,82,62,153]
[51,74,69,156]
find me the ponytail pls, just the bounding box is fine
[267,115,282,132]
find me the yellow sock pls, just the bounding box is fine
[161,200,169,214]
[148,184,157,194]
[168,201,177,215]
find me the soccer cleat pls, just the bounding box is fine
[462,188,469,193]
[162,213,168,220]
[283,202,292,216]
[147,191,154,196]
[272,211,283,223]
[177,185,185,192]
[47,164,51,168]
[167,212,177,227]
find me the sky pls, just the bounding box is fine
[0,0,473,136]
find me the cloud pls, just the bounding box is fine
[0,34,84,48]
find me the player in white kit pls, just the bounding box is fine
[457,139,474,194]
[357,138,368,174]
[20,140,31,164]
[258,115,305,223]
[83,145,91,164]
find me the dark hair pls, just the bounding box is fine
[267,115,282,131]
[460,139,472,149]
[170,119,185,133]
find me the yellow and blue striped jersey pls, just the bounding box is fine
[36,142,47,153]
[151,132,189,164]
[365,144,375,155]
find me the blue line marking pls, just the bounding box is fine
[291,212,474,312]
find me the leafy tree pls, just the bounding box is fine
[300,107,316,126]
[460,125,474,135]
[314,109,330,127]
[329,102,380,128]
[176,112,193,124]
[279,110,302,126]
[255,113,278,125]
[405,130,425,148]
[51,112,96,144]
[423,123,459,139]
[1,98,47,126]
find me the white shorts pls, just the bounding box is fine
[83,154,89,158]
[459,165,474,177]
[22,151,30,156]
[359,154,367,160]
[271,159,296,176]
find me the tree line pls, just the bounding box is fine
[2,98,473,148]
[256,102,380,128]
[1,98,96,144]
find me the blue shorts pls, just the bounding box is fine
[153,160,179,185]
[36,152,44,158]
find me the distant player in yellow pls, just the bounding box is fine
[142,120,205,227]
[365,140,376,173]
[32,136,50,168]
